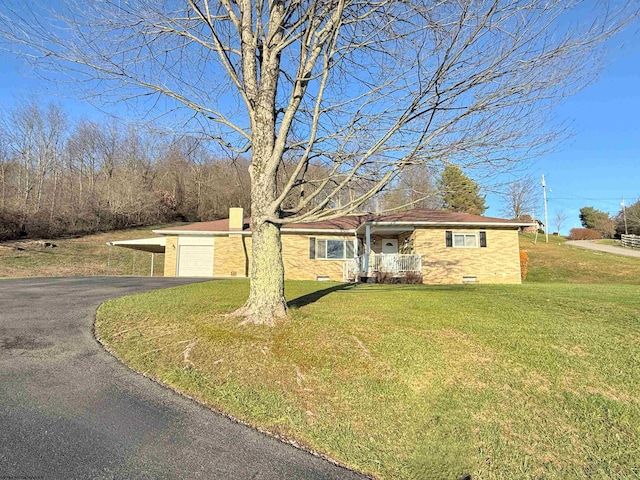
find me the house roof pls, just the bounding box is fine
[152,209,533,236]
[107,237,167,253]
[371,208,526,225]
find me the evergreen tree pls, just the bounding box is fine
[438,166,487,215]
[579,206,608,228]
[579,206,615,238]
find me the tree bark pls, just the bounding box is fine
[235,216,287,326]
[230,2,289,325]
[234,122,287,325]
[234,108,288,325]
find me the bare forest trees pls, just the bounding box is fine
[0,101,250,240]
[1,1,637,323]
[381,165,440,212]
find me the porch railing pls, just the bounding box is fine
[343,253,422,281]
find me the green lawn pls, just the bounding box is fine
[595,239,621,246]
[520,234,640,284]
[96,279,640,479]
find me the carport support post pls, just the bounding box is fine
[150,253,154,277]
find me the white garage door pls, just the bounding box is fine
[177,245,214,277]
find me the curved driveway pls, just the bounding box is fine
[0,277,365,480]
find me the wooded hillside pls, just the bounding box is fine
[0,100,251,240]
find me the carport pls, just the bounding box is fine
[106,237,166,276]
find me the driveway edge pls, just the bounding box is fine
[92,303,373,480]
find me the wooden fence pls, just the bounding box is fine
[621,234,640,249]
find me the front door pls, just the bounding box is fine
[381,238,398,254]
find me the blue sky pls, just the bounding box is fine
[1,18,638,235]
[485,28,640,232]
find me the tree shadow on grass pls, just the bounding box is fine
[287,282,357,309]
[353,284,484,293]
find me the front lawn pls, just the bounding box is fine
[520,234,640,284]
[96,280,640,479]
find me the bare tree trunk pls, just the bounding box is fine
[0,162,6,213]
[235,132,288,324]
[50,168,58,223]
[236,216,286,326]
[230,1,289,325]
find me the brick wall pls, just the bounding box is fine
[213,235,251,277]
[163,235,178,277]
[413,228,522,284]
[163,227,522,284]
[282,233,354,281]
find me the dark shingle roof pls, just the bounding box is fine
[156,208,530,234]
[372,208,525,225]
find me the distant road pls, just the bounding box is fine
[565,240,640,258]
[0,277,364,480]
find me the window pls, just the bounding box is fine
[446,231,487,248]
[313,238,355,259]
[453,233,478,248]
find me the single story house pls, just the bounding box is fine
[110,207,534,284]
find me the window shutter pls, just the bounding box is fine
[445,231,452,247]
[309,237,316,258]
[346,240,355,258]
[480,231,487,247]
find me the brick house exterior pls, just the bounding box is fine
[115,208,533,284]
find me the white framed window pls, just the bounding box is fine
[315,238,355,259]
[453,233,478,248]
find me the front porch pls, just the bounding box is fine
[343,253,422,282]
[343,222,421,282]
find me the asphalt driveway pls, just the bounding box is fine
[0,277,365,480]
[565,240,640,258]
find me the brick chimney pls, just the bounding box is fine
[229,207,244,231]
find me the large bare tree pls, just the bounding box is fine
[500,176,539,220]
[1,1,636,324]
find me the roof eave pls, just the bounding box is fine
[154,228,358,235]
[282,228,357,234]
[356,220,530,232]
[152,229,251,236]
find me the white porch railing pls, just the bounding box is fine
[343,253,422,281]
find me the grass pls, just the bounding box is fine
[0,225,180,277]
[595,239,621,246]
[96,276,640,478]
[520,234,640,284]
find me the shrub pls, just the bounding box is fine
[375,271,423,284]
[520,251,529,281]
[0,211,24,241]
[568,228,601,240]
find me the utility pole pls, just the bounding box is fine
[621,198,628,235]
[541,174,549,243]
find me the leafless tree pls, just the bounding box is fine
[0,129,10,212]
[381,165,440,212]
[554,209,569,235]
[1,1,637,324]
[500,177,539,220]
